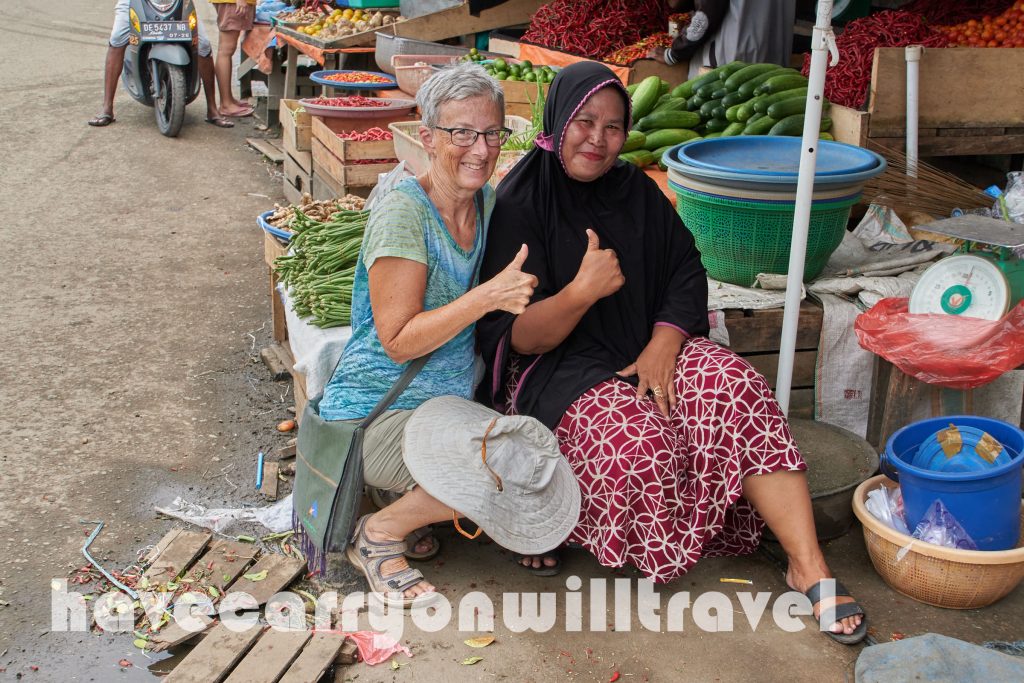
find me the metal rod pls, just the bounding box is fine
[776,0,835,414]
[905,45,923,178]
[81,520,139,599]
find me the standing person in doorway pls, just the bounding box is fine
[211,0,256,118]
[88,0,235,128]
[649,0,796,78]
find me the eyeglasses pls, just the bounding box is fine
[433,126,512,147]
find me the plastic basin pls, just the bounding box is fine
[884,416,1024,551]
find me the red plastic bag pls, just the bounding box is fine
[854,298,1024,389]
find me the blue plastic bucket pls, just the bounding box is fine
[882,416,1024,551]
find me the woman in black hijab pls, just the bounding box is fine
[477,61,865,644]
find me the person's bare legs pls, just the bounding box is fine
[741,470,862,636]
[215,29,248,116]
[197,53,232,124]
[91,44,126,122]
[362,486,454,599]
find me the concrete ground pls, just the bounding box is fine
[1,2,1022,682]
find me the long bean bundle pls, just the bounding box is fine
[273,208,369,328]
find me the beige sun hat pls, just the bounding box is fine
[403,396,580,555]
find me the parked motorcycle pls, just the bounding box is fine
[121,0,202,137]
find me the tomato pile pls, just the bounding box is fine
[323,72,393,84]
[937,1,1024,47]
[306,96,389,108]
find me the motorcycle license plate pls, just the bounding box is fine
[141,22,191,42]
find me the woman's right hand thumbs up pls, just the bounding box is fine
[573,229,625,302]
[482,244,538,314]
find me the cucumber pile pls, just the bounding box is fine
[620,62,834,171]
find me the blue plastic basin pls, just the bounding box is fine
[677,135,882,177]
[883,416,1024,551]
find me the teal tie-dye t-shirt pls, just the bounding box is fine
[319,177,495,421]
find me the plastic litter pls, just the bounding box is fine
[154,494,293,534]
[995,171,1024,226]
[911,498,978,551]
[864,485,978,556]
[855,298,1024,389]
[865,485,910,536]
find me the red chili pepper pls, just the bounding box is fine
[802,10,949,109]
[324,72,392,84]
[307,96,389,108]
[610,673,621,683]
[604,31,676,65]
[523,0,672,59]
[336,127,394,141]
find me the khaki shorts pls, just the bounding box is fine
[359,409,417,493]
[215,3,255,32]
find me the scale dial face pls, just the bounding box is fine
[909,254,1010,320]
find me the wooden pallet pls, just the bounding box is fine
[137,529,359,679]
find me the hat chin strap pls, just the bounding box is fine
[453,512,483,540]
[453,416,503,540]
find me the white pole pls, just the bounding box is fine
[775,0,836,415]
[905,45,923,178]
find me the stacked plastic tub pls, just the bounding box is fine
[663,136,886,286]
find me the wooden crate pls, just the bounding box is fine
[312,138,397,190]
[264,231,289,343]
[830,47,1024,156]
[311,116,396,163]
[279,99,312,154]
[499,79,548,120]
[389,0,546,42]
[724,302,823,419]
[283,153,312,205]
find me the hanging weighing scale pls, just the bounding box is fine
[909,216,1024,320]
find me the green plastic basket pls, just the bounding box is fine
[674,186,860,286]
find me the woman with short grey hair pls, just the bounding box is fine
[317,62,537,607]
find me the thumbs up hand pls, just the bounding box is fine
[481,244,538,315]
[572,229,625,302]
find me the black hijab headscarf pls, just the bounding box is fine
[476,61,709,429]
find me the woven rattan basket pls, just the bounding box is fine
[853,475,1024,609]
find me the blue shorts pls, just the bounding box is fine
[109,0,211,57]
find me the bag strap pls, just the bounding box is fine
[359,353,431,428]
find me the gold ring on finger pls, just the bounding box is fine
[652,386,664,398]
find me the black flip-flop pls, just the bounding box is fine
[513,551,562,577]
[805,579,868,645]
[87,113,115,127]
[205,116,235,128]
